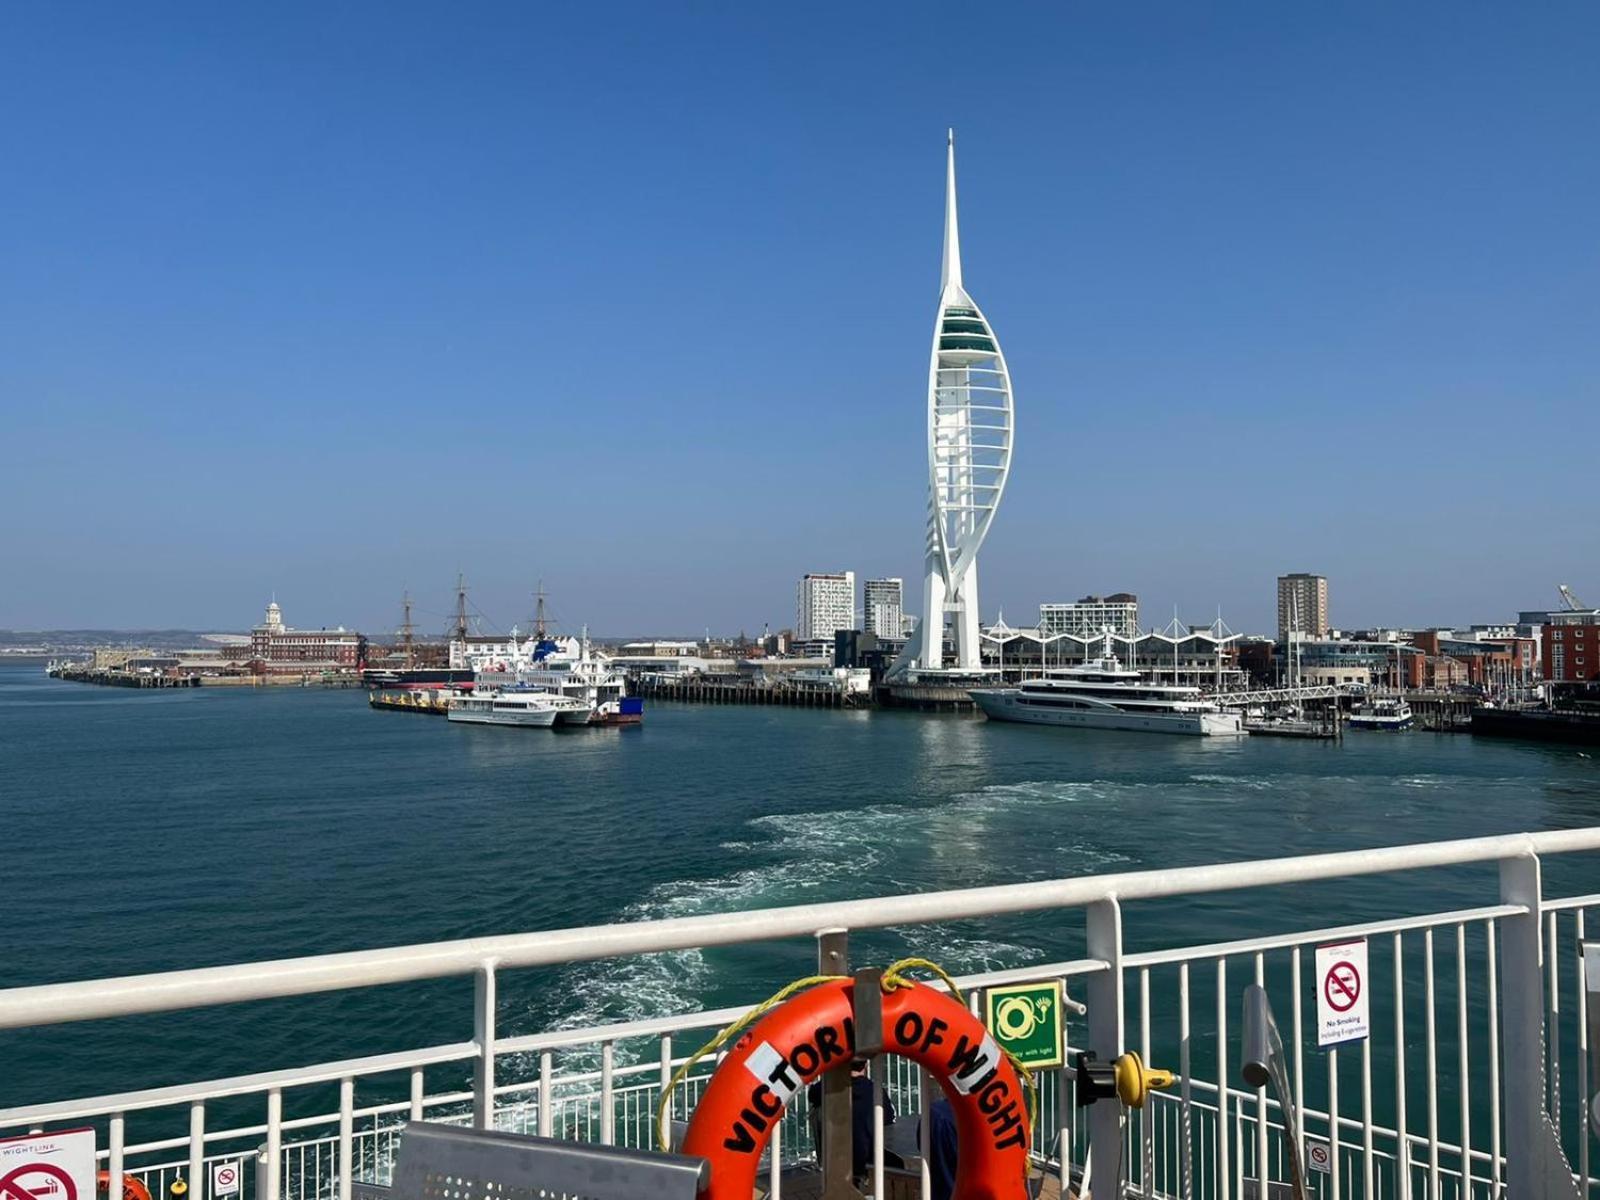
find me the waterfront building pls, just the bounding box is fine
[1411,630,1539,692]
[618,640,699,658]
[449,634,522,670]
[248,601,364,671]
[896,132,1013,678]
[796,572,856,644]
[864,578,904,641]
[90,647,150,670]
[1544,610,1600,682]
[981,621,1243,689]
[1277,573,1329,642]
[1039,594,1139,639]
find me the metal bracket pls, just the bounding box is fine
[853,968,884,1057]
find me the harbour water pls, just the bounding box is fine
[3,661,1598,1114]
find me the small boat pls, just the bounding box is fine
[446,690,564,728]
[1348,697,1414,730]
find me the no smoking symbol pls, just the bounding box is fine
[1324,962,1361,1013]
[0,1165,76,1200]
[215,1171,236,1188]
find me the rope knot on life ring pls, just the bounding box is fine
[668,958,1035,1200]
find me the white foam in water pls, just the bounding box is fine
[1189,772,1276,790]
[531,778,1131,1071]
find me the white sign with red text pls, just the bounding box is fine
[1316,938,1370,1046]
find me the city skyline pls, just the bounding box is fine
[3,5,1597,634]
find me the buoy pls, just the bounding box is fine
[681,975,1031,1199]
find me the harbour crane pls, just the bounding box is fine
[1558,583,1588,612]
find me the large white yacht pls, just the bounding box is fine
[971,640,1244,737]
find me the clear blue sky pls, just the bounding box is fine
[2,3,1596,638]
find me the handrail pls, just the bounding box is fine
[2,829,1594,1032]
[0,1041,479,1126]
[1122,903,1526,968]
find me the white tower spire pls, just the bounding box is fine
[941,129,962,291]
[891,132,1015,679]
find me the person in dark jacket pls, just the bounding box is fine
[807,1058,901,1183]
[919,1098,960,1200]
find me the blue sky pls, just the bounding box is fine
[2,3,1596,637]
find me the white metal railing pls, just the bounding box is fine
[3,828,1600,1200]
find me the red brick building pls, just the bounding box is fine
[1545,615,1600,683]
[248,601,365,673]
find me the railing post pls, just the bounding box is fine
[1086,898,1124,1200]
[1502,851,1546,1195]
[1499,851,1580,1198]
[188,1102,205,1200]
[816,929,852,1199]
[108,1114,125,1200]
[538,1051,554,1138]
[338,1077,354,1200]
[474,963,497,1130]
[600,1041,616,1146]
[265,1089,282,1200]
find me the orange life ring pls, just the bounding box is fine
[681,977,1030,1199]
[97,1171,153,1200]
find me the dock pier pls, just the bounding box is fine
[46,665,201,688]
[632,675,869,709]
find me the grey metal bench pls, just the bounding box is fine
[352,1121,709,1200]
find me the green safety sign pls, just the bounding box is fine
[984,979,1064,1069]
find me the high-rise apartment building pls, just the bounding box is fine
[864,578,905,641]
[797,572,856,643]
[1039,594,1139,639]
[1277,574,1329,642]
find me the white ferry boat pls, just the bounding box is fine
[1348,695,1414,730]
[513,629,628,718]
[446,690,568,728]
[464,591,637,725]
[971,641,1244,737]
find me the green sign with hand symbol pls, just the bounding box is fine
[984,980,1064,1069]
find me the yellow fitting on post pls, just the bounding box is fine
[1112,1051,1175,1109]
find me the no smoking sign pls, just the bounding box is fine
[1315,939,1370,1047]
[0,1130,96,1200]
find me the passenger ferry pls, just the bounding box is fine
[971,641,1244,737]
[446,690,580,728]
[512,629,631,721]
[1348,695,1415,730]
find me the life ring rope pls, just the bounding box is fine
[654,956,1037,1158]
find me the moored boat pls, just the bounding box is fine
[971,635,1244,737]
[1348,696,1414,730]
[446,690,563,728]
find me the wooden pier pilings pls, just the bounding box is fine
[47,667,201,688]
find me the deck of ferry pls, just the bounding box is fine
[3,828,1600,1199]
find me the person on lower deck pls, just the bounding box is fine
[806,1058,900,1182]
[920,1098,959,1200]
